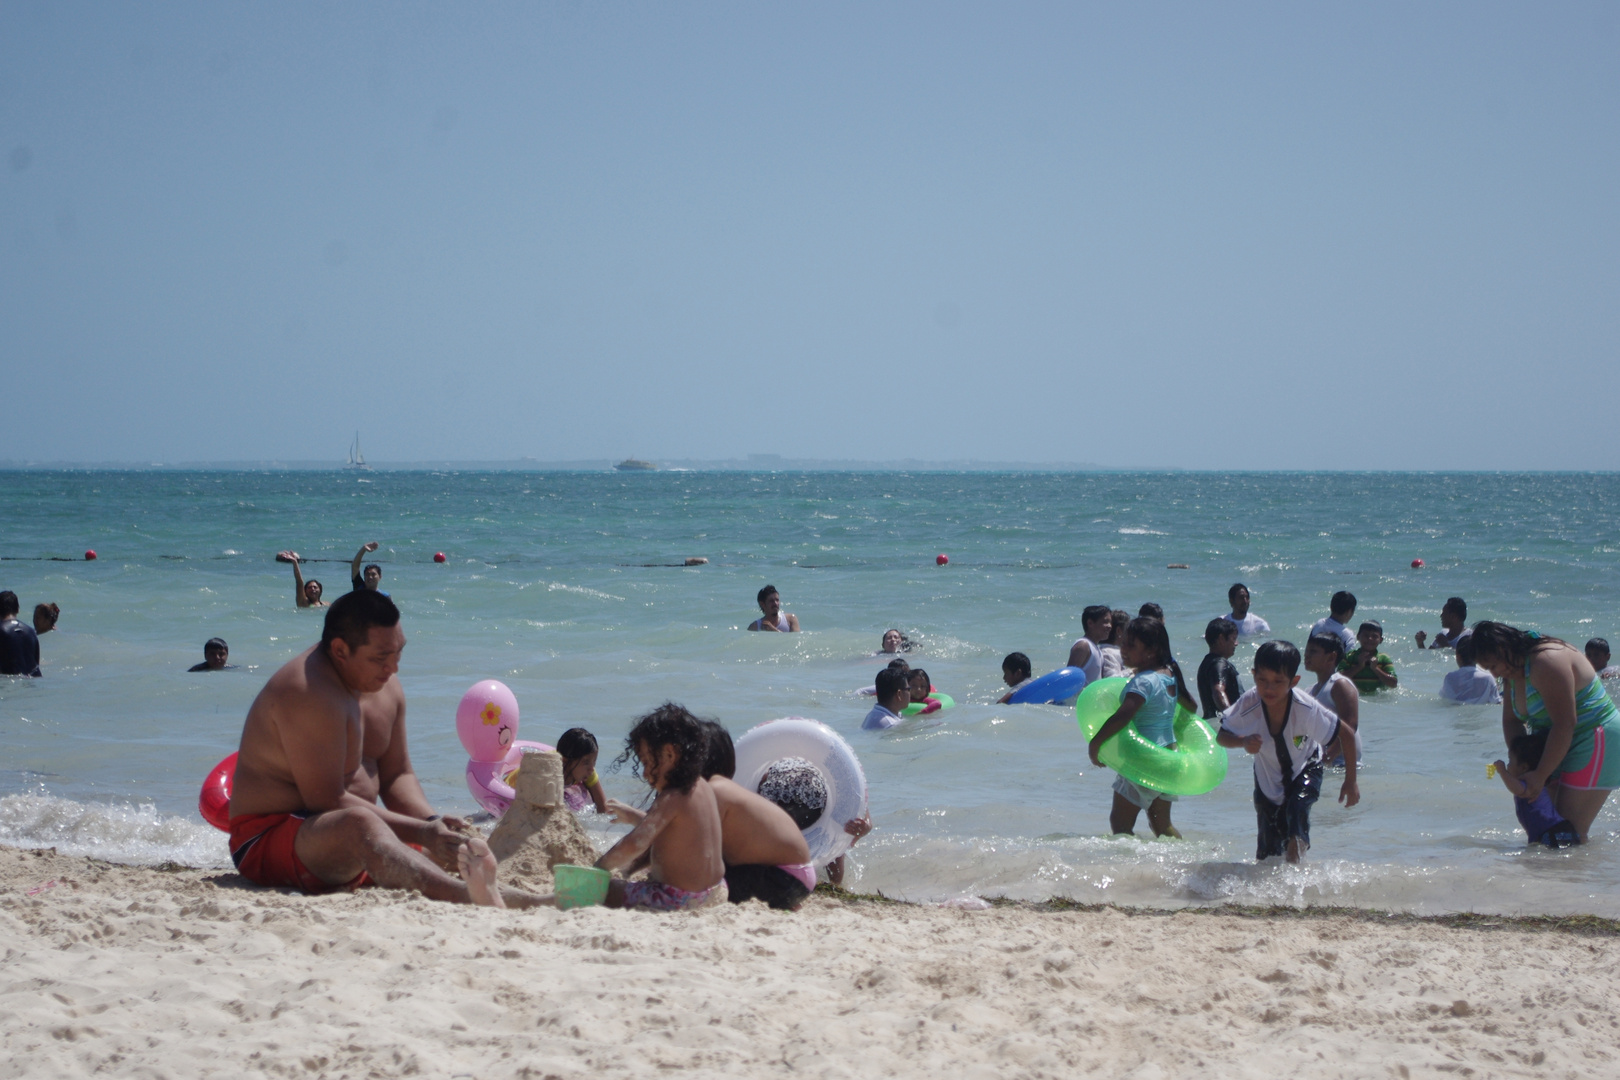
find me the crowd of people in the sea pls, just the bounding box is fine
[839,583,1620,870]
[8,549,1619,917]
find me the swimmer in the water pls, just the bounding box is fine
[879,628,914,654]
[906,668,932,705]
[747,585,799,632]
[189,638,233,672]
[278,552,328,608]
[996,651,1033,704]
[350,541,385,594]
[32,602,59,634]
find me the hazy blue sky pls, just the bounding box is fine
[3,2,1617,468]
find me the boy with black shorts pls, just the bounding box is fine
[1217,641,1361,863]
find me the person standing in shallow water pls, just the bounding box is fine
[0,591,41,677]
[350,541,385,595]
[1472,621,1620,842]
[748,585,799,632]
[189,638,233,671]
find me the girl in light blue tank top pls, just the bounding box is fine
[1087,616,1199,840]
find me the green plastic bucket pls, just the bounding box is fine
[553,864,611,909]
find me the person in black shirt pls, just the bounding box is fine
[0,591,42,677]
[1196,617,1241,719]
[350,541,388,595]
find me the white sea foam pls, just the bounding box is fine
[0,793,231,869]
[1117,527,1168,535]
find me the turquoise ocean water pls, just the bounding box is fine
[3,470,1619,915]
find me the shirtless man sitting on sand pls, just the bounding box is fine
[228,590,535,907]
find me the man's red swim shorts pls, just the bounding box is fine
[229,812,369,894]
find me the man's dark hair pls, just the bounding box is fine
[1358,620,1383,635]
[699,719,736,780]
[1205,617,1238,646]
[364,563,382,578]
[1138,602,1164,620]
[321,589,401,652]
[756,584,779,605]
[556,727,599,766]
[205,637,228,653]
[1512,729,1551,771]
[886,658,910,673]
[1306,632,1345,662]
[0,591,18,618]
[1002,651,1032,680]
[1228,583,1248,603]
[1330,591,1357,618]
[1081,604,1112,632]
[615,702,708,795]
[1443,597,1467,619]
[1586,637,1610,656]
[875,667,909,704]
[1456,635,1478,666]
[1254,640,1302,678]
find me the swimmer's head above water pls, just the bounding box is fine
[302,579,324,604]
[362,564,383,589]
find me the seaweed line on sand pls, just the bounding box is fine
[813,883,1620,937]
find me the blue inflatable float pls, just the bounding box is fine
[1006,666,1088,705]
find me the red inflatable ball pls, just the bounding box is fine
[936,553,949,566]
[434,552,447,563]
[1411,558,1425,569]
[199,752,237,832]
[84,549,97,561]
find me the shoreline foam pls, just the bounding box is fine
[4,844,1616,1079]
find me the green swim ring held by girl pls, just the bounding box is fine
[1083,617,1201,839]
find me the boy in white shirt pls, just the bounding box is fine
[862,668,910,730]
[1308,591,1358,654]
[1217,640,1360,863]
[1441,633,1501,705]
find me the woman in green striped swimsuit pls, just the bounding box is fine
[1473,621,1620,841]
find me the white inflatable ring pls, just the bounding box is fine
[733,717,868,865]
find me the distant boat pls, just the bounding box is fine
[347,432,371,471]
[614,458,657,472]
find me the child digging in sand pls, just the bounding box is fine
[1492,730,1581,849]
[1087,616,1199,839]
[592,703,725,910]
[556,727,608,813]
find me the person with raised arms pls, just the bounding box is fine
[350,541,386,595]
[278,551,329,608]
[228,590,534,907]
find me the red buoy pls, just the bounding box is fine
[198,752,237,832]
[1411,558,1425,569]
[434,552,446,563]
[936,553,949,566]
[84,549,97,561]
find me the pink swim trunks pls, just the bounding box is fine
[619,878,722,912]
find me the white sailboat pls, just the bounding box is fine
[346,432,371,471]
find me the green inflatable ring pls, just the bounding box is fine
[901,692,954,717]
[1074,677,1228,796]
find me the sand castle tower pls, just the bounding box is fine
[484,749,599,890]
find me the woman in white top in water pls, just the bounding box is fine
[1304,632,1360,766]
[1067,605,1115,684]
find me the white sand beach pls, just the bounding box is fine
[2,845,1615,1079]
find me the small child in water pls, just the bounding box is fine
[996,651,1033,704]
[1492,731,1580,849]
[556,727,608,814]
[1087,616,1198,839]
[594,703,726,910]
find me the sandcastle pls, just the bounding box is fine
[484,749,600,892]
